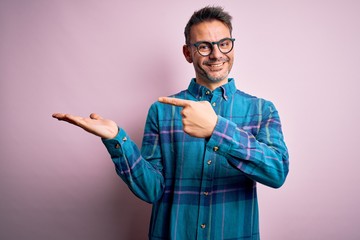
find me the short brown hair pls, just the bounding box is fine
[184,6,233,45]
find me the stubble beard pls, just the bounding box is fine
[202,69,230,83]
[198,57,232,83]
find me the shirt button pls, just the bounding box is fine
[203,191,209,196]
[207,160,212,165]
[213,146,219,152]
[122,136,127,142]
[205,90,211,95]
[212,102,216,107]
[201,224,206,229]
[115,143,120,149]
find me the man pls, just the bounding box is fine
[53,6,289,240]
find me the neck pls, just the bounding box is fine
[195,77,228,91]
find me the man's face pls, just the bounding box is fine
[184,20,234,89]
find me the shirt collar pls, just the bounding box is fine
[187,78,237,101]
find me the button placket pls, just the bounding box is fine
[198,147,216,239]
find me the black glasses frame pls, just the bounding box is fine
[190,38,235,56]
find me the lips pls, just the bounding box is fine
[204,57,229,68]
[206,62,225,71]
[209,63,224,67]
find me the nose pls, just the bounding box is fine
[209,44,223,59]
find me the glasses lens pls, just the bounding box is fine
[197,42,212,56]
[194,38,234,56]
[219,39,233,54]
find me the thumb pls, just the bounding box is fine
[90,113,103,120]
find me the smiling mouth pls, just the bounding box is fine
[210,63,223,67]
[207,62,225,70]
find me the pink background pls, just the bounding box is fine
[1,0,359,239]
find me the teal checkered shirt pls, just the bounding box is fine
[103,78,289,239]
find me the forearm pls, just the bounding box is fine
[102,128,165,203]
[207,116,289,188]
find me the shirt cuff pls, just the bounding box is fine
[207,116,236,156]
[101,127,129,158]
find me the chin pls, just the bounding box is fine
[206,72,229,83]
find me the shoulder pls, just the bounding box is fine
[233,89,278,114]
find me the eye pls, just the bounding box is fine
[220,39,231,47]
[198,42,211,50]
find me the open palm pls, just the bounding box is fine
[52,113,118,139]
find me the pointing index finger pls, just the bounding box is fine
[158,97,192,107]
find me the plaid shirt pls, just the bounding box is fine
[103,78,289,240]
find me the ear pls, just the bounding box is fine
[183,45,193,63]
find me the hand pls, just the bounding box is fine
[52,113,118,139]
[158,97,217,138]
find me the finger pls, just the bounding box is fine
[52,113,80,126]
[52,113,68,120]
[158,97,192,107]
[52,113,62,119]
[90,113,103,120]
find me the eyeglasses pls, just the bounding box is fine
[190,38,235,57]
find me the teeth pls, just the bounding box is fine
[210,63,223,67]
